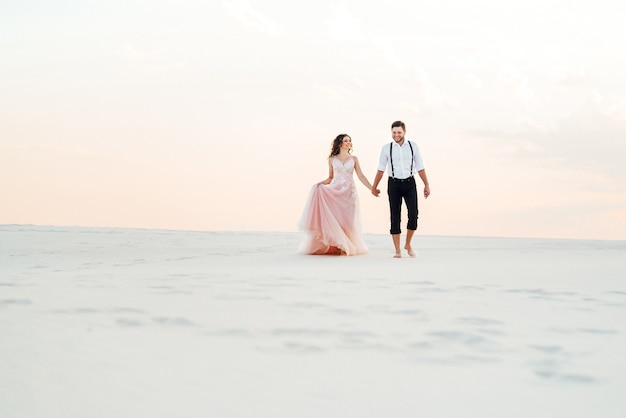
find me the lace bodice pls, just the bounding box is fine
[330,156,356,195]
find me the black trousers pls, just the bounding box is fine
[388,177,418,234]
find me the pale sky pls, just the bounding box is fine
[2,0,625,240]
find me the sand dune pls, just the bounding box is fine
[1,225,625,417]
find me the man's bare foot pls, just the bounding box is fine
[393,252,402,258]
[405,245,416,257]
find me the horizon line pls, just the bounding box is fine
[2,223,624,243]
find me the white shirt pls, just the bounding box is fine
[377,139,425,179]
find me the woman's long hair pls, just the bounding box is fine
[328,134,351,158]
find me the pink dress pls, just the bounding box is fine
[298,156,368,256]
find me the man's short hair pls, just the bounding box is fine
[391,120,406,131]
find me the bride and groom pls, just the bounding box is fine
[298,120,431,258]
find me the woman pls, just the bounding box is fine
[298,134,375,256]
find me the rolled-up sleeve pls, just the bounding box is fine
[413,143,425,172]
[377,145,388,172]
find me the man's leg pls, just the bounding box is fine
[405,230,416,257]
[391,234,402,258]
[404,181,419,257]
[388,179,403,257]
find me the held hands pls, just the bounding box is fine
[424,185,431,199]
[371,188,380,197]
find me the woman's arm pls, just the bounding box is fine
[353,156,374,191]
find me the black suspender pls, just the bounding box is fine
[390,141,414,178]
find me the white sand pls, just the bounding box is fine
[1,225,625,418]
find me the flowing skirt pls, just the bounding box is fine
[298,183,368,256]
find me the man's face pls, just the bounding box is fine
[392,127,405,142]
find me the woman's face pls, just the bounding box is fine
[341,135,352,151]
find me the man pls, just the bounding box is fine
[371,121,430,258]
